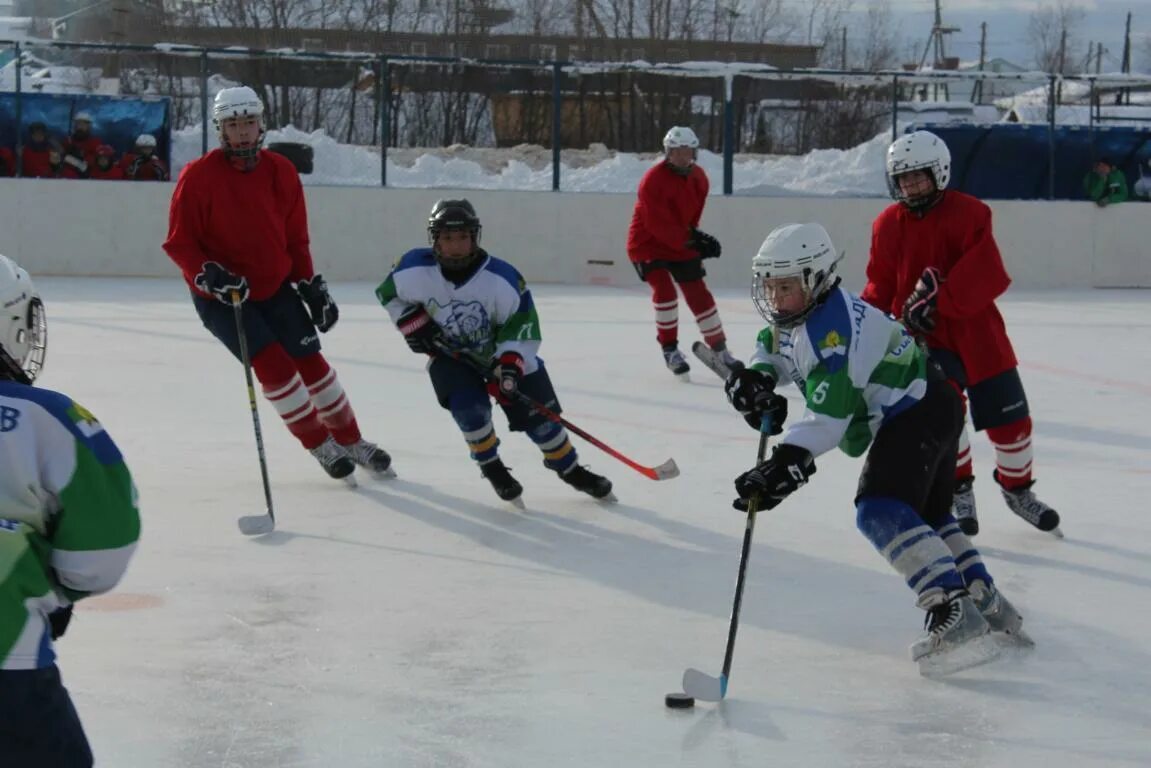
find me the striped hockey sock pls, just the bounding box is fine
[988,417,1033,490]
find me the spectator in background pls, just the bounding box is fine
[121,134,168,181]
[21,122,54,178]
[89,145,124,180]
[0,145,13,177]
[1133,158,1151,201]
[48,142,84,179]
[63,112,101,167]
[1083,158,1128,207]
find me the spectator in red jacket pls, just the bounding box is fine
[46,142,85,179]
[121,134,168,181]
[20,122,54,178]
[862,130,1061,539]
[0,146,14,177]
[62,112,101,169]
[626,126,738,378]
[89,145,125,180]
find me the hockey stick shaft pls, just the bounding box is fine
[233,292,275,527]
[431,339,679,481]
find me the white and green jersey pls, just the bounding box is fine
[0,382,140,670]
[749,286,927,459]
[375,248,544,370]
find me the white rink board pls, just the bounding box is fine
[1,178,1149,288]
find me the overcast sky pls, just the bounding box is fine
[843,0,1148,71]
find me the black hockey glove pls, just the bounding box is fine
[296,274,339,333]
[733,443,816,512]
[724,368,786,435]
[194,261,249,304]
[488,352,525,404]
[687,228,722,260]
[901,266,942,335]
[397,305,442,355]
[48,605,74,640]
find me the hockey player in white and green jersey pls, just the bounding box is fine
[375,199,612,504]
[0,255,140,765]
[724,223,1028,676]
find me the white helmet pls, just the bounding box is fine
[0,255,47,383]
[73,111,93,124]
[751,223,842,328]
[663,126,700,151]
[886,130,951,208]
[135,133,156,148]
[213,86,265,158]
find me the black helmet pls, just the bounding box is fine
[427,199,481,244]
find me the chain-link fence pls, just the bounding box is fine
[4,39,1151,194]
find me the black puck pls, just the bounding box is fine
[665,692,695,709]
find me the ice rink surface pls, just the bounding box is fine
[41,277,1151,767]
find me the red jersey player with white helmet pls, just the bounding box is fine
[861,130,1061,538]
[163,85,393,483]
[627,126,740,379]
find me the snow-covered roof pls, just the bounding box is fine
[1004,103,1151,126]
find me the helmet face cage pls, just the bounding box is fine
[750,225,841,328]
[886,132,951,210]
[0,259,47,384]
[213,87,266,159]
[427,200,482,269]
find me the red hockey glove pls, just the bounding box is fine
[902,267,943,335]
[488,352,525,404]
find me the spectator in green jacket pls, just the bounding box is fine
[1083,158,1129,207]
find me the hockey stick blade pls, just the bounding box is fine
[691,341,734,381]
[651,457,680,480]
[237,512,275,536]
[682,668,727,702]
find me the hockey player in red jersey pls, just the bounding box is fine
[627,126,739,378]
[862,130,1061,537]
[163,85,392,483]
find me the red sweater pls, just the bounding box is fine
[163,149,315,301]
[626,162,709,263]
[861,191,1017,384]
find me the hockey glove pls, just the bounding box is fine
[296,274,339,333]
[733,443,816,512]
[488,352,525,404]
[194,261,249,304]
[724,368,786,435]
[48,605,74,640]
[687,228,722,260]
[902,266,942,335]
[397,305,442,355]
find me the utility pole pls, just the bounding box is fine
[970,21,987,105]
[1120,10,1132,104]
[917,0,960,100]
[1056,25,1067,103]
[1095,41,1103,75]
[841,26,847,70]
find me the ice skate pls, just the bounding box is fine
[969,580,1034,648]
[344,439,396,480]
[911,591,1001,677]
[662,343,690,380]
[310,436,357,486]
[994,471,1062,538]
[713,342,744,372]
[952,476,978,536]
[557,464,615,502]
[481,458,524,508]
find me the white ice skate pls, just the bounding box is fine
[952,476,978,536]
[310,436,358,487]
[344,439,396,480]
[662,344,690,381]
[912,592,1002,678]
[969,580,1034,648]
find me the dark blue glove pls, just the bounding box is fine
[724,368,786,434]
[48,605,73,640]
[195,261,249,304]
[296,274,339,333]
[687,228,722,259]
[902,267,942,335]
[733,443,816,512]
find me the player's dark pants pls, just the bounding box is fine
[192,282,321,363]
[856,365,965,528]
[0,665,93,767]
[428,353,561,433]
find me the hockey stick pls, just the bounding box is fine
[232,291,276,536]
[681,413,772,702]
[430,339,679,481]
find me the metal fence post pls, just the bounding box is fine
[891,74,900,141]
[723,74,734,196]
[379,56,389,188]
[199,51,209,157]
[14,42,22,177]
[1048,74,1056,200]
[552,61,562,191]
